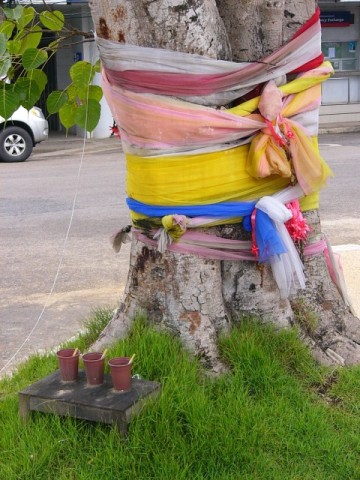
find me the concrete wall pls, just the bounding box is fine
[319,3,360,129]
[320,103,360,126]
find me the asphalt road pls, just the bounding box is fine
[0,132,359,376]
[318,133,360,245]
[0,135,131,375]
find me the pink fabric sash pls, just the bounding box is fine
[98,9,322,105]
[101,63,332,157]
[134,229,352,308]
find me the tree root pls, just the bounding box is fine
[93,212,360,372]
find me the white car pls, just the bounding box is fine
[0,106,49,162]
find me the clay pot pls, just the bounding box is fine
[57,348,80,381]
[108,357,132,391]
[82,352,105,386]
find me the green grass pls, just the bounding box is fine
[1,309,360,479]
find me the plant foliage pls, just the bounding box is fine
[0,4,102,132]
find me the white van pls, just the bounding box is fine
[0,106,49,162]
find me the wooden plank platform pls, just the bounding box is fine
[18,370,161,436]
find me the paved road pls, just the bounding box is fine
[319,134,360,245]
[0,135,130,375]
[0,133,359,376]
[318,134,360,322]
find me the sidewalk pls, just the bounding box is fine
[319,122,360,135]
[33,132,122,157]
[332,245,360,318]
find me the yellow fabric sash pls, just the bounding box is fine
[127,64,334,222]
[127,140,319,217]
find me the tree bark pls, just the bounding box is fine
[89,0,360,370]
[89,0,231,59]
[216,0,315,61]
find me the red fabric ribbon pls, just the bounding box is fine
[251,209,259,258]
[285,200,311,242]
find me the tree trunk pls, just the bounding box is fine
[89,0,360,371]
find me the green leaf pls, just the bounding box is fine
[72,84,86,101]
[87,85,103,102]
[40,10,65,31]
[93,59,102,73]
[0,56,11,79]
[0,34,7,57]
[0,86,19,120]
[74,99,101,132]
[6,65,15,82]
[12,78,30,103]
[27,69,48,94]
[70,61,95,87]
[47,91,68,114]
[0,20,15,40]
[59,102,77,130]
[13,77,41,110]
[22,48,48,70]
[18,6,36,29]
[66,84,78,102]
[75,84,103,102]
[18,26,42,53]
[48,38,62,52]
[3,5,23,21]
[7,39,22,55]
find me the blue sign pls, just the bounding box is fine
[320,11,354,27]
[348,41,357,53]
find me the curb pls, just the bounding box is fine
[319,124,360,135]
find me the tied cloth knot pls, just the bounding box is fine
[247,80,332,194]
[285,200,311,242]
[255,196,306,299]
[111,225,132,253]
[153,214,188,253]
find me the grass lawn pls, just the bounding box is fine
[1,309,360,480]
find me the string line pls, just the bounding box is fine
[1,67,94,375]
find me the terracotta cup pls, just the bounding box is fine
[82,352,105,386]
[57,348,80,381]
[108,357,132,391]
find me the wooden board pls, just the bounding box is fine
[18,370,161,436]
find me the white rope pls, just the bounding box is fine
[0,136,87,375]
[0,62,96,375]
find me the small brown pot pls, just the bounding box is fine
[82,352,105,386]
[108,357,132,391]
[57,348,80,381]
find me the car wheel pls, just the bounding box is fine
[0,126,33,162]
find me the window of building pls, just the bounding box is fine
[322,41,358,71]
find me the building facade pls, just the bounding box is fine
[319,0,360,127]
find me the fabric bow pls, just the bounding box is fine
[247,80,332,194]
[153,214,188,253]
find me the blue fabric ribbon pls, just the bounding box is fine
[255,210,287,262]
[126,197,256,217]
[127,197,287,262]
